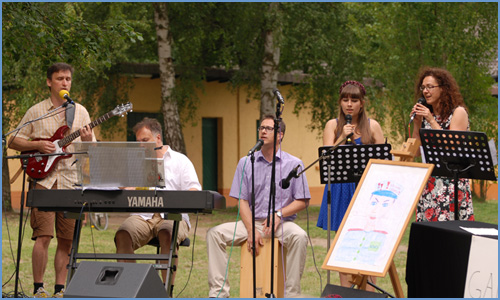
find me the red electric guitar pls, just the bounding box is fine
[21,102,133,179]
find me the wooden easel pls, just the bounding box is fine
[349,261,404,298]
[347,138,421,298]
[390,138,420,162]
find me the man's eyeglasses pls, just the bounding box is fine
[419,85,441,91]
[258,126,274,132]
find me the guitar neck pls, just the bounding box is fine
[58,112,113,147]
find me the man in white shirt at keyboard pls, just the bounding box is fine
[114,117,201,288]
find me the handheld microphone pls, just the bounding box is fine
[273,89,285,104]
[345,114,352,144]
[247,139,264,156]
[59,90,74,106]
[409,97,426,124]
[280,164,301,189]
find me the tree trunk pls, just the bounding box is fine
[2,149,12,212]
[475,179,488,202]
[260,2,281,119]
[153,2,187,155]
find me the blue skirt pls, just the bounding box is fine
[316,182,356,231]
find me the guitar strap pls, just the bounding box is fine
[66,103,75,129]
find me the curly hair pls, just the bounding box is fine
[414,67,468,123]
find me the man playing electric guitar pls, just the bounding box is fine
[9,62,95,298]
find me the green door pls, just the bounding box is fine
[202,118,218,191]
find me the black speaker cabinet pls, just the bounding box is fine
[64,261,168,298]
[321,284,388,298]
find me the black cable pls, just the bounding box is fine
[2,205,31,298]
[175,213,199,298]
[85,204,99,258]
[300,168,323,296]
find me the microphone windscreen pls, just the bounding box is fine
[59,90,70,99]
[417,97,426,105]
[345,114,352,124]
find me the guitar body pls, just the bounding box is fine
[18,102,133,180]
[21,125,72,179]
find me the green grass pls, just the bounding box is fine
[2,197,497,298]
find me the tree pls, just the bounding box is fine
[350,3,498,201]
[260,2,282,118]
[2,2,145,209]
[153,2,186,154]
[348,2,497,142]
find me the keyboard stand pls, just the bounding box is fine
[65,212,182,297]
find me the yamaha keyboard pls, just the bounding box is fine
[27,189,226,213]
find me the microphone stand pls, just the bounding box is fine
[294,133,353,179]
[4,151,87,298]
[250,151,257,298]
[265,100,283,298]
[2,103,75,297]
[2,103,71,145]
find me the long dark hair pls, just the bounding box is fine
[414,67,467,122]
[335,82,374,144]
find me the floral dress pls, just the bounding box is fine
[416,108,474,222]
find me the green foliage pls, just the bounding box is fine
[282,3,365,133]
[349,2,498,142]
[2,3,145,136]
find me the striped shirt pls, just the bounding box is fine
[16,98,95,189]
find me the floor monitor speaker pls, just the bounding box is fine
[64,261,168,298]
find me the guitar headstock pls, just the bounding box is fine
[110,102,133,117]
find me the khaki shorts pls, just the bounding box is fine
[30,183,75,240]
[116,214,189,250]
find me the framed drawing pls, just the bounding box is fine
[322,159,434,277]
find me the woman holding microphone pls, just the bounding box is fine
[410,67,473,222]
[317,80,384,287]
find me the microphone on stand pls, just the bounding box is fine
[345,114,352,144]
[59,90,75,106]
[273,89,285,104]
[409,97,427,125]
[248,139,264,156]
[280,164,300,189]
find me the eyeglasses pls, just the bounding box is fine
[258,126,274,132]
[419,85,441,91]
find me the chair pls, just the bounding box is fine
[147,237,190,297]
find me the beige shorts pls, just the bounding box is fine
[30,182,75,240]
[116,214,189,250]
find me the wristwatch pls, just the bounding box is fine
[276,210,283,219]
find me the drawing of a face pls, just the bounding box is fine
[368,180,402,222]
[369,194,396,221]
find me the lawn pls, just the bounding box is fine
[2,198,497,298]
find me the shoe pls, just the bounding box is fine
[33,287,50,298]
[52,288,64,298]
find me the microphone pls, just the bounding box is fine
[273,89,285,104]
[280,164,300,189]
[345,114,352,144]
[247,139,264,156]
[59,90,74,106]
[409,97,426,124]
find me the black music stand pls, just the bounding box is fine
[420,129,497,220]
[318,144,393,184]
[318,143,392,288]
